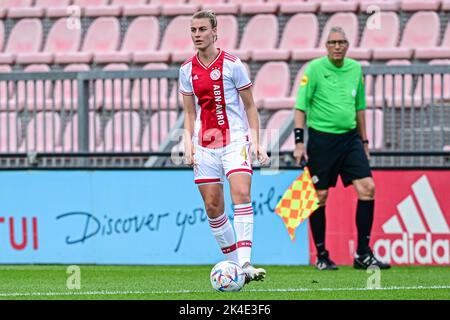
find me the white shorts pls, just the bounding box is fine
[193,140,253,185]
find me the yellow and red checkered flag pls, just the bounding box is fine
[274,166,320,241]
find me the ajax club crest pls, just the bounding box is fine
[210,68,221,81]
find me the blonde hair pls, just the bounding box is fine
[191,10,218,42]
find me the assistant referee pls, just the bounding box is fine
[293,27,390,271]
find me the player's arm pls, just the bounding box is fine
[239,88,269,165]
[355,69,370,160]
[182,94,196,166]
[293,67,313,165]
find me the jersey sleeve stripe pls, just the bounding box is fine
[237,82,252,91]
[180,90,194,96]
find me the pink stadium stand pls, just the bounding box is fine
[117,0,161,16]
[359,60,373,97]
[57,112,101,152]
[365,108,384,149]
[98,111,141,152]
[95,63,131,110]
[0,65,13,110]
[72,0,121,17]
[373,11,440,60]
[443,0,450,10]
[348,12,399,60]
[16,64,52,111]
[231,14,279,61]
[16,18,82,64]
[189,0,239,14]
[400,0,441,11]
[155,0,200,16]
[128,63,171,110]
[414,59,450,105]
[0,112,20,153]
[43,0,79,18]
[318,0,359,13]
[0,19,43,64]
[254,13,318,61]
[228,0,277,14]
[277,0,319,14]
[135,15,190,63]
[415,21,450,59]
[95,16,159,64]
[293,12,358,61]
[0,21,4,53]
[19,112,62,153]
[5,0,44,18]
[252,62,290,110]
[140,110,178,151]
[50,63,90,111]
[261,109,293,150]
[54,17,120,64]
[367,60,413,108]
[265,62,308,109]
[215,15,239,51]
[358,0,400,12]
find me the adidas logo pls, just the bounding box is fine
[193,74,199,80]
[374,175,449,265]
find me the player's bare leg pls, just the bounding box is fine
[229,173,266,283]
[199,183,239,264]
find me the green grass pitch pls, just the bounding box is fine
[0,265,449,300]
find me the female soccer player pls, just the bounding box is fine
[179,10,268,283]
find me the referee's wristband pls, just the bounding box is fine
[294,128,304,144]
[362,139,369,144]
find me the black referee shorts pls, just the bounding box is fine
[306,127,372,190]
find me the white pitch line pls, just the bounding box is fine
[0,285,449,297]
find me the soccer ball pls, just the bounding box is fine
[210,260,246,292]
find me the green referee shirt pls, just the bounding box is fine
[295,56,366,134]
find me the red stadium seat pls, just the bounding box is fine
[41,0,74,18]
[261,109,293,150]
[115,0,160,16]
[358,0,400,12]
[16,64,52,111]
[95,63,131,110]
[319,0,359,13]
[0,21,4,53]
[0,65,13,110]
[0,19,43,64]
[415,21,450,59]
[0,112,20,153]
[293,12,358,61]
[127,63,171,110]
[276,0,319,14]
[140,110,178,151]
[253,61,290,110]
[231,14,279,61]
[58,112,101,152]
[414,59,450,105]
[6,0,44,18]
[189,0,239,14]
[16,18,82,64]
[19,112,62,153]
[98,111,141,152]
[255,13,318,61]
[95,16,159,64]
[228,0,277,14]
[155,0,200,16]
[72,0,121,17]
[365,108,384,149]
[400,0,441,11]
[265,62,309,109]
[54,17,120,64]
[215,15,239,51]
[348,12,399,60]
[373,11,440,60]
[162,16,195,63]
[50,63,91,111]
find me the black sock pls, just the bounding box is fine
[356,199,374,256]
[309,206,326,256]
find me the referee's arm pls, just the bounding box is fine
[293,71,311,165]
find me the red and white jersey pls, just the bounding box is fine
[179,49,252,148]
